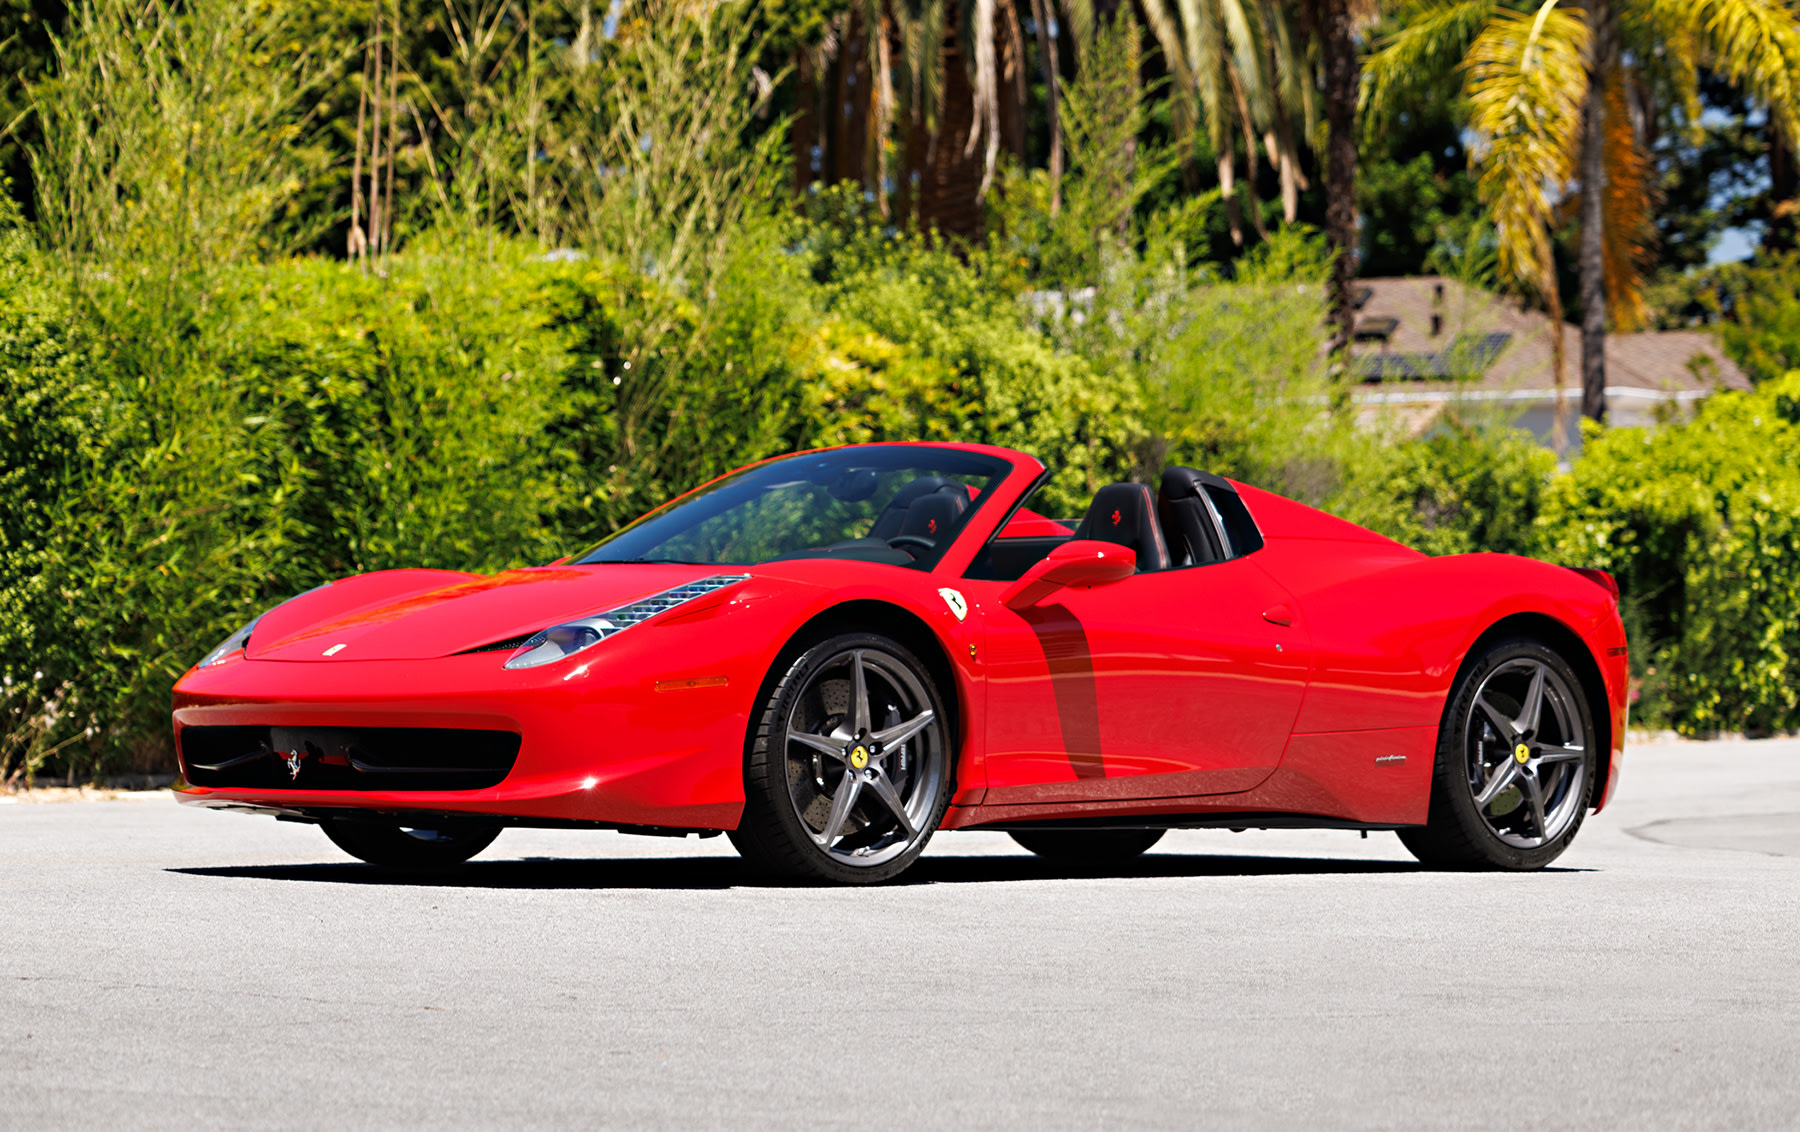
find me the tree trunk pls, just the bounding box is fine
[917,10,986,243]
[1771,125,1796,251]
[793,51,818,195]
[1320,0,1359,355]
[1028,0,1062,215]
[831,12,870,188]
[1578,2,1613,425]
[1219,151,1242,245]
[999,0,1029,165]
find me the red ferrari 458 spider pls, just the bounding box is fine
[173,442,1627,882]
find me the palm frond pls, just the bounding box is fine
[1139,0,1200,140]
[1363,0,1498,131]
[1646,0,1800,146]
[1260,0,1314,138]
[1186,0,1229,150]
[1461,0,1590,300]
[1140,0,1194,89]
[1218,0,1269,127]
[1059,0,1094,62]
[961,0,1001,198]
[902,0,946,130]
[1599,64,1656,330]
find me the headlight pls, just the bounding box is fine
[197,618,261,668]
[195,583,333,668]
[504,574,749,670]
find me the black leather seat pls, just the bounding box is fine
[1072,483,1170,572]
[1159,466,1263,563]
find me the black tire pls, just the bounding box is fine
[730,631,954,884]
[322,818,501,870]
[1400,638,1597,870]
[1008,829,1166,863]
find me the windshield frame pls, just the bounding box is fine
[572,444,1024,572]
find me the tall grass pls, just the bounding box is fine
[27,0,335,274]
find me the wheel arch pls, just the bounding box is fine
[749,599,966,781]
[1456,612,1614,808]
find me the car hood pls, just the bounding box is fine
[246,564,726,662]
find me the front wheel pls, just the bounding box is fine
[1400,639,1596,870]
[731,632,953,884]
[322,819,501,870]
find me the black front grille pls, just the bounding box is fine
[179,725,520,791]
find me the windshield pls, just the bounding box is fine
[576,447,1014,569]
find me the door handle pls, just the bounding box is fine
[1261,604,1292,627]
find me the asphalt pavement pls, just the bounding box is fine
[4,736,1799,1130]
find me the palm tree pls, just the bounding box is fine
[1367,0,1800,423]
[794,0,1040,239]
[1138,0,1318,242]
[1317,0,1366,354]
[1139,0,1372,352]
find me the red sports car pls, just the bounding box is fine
[172,442,1627,882]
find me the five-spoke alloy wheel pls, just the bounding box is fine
[1401,638,1597,869]
[732,632,952,883]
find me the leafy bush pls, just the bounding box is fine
[804,204,1139,515]
[1645,253,1800,385]
[1362,418,1556,558]
[0,210,129,780]
[215,245,577,580]
[1136,231,1344,496]
[1539,374,1800,733]
[1720,253,1800,385]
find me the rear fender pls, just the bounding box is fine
[1448,611,1625,814]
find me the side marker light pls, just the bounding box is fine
[654,676,729,692]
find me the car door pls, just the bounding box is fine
[965,556,1311,806]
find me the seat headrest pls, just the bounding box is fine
[1160,466,1236,500]
[1072,483,1169,572]
[871,478,968,540]
[1158,466,1225,566]
[897,491,967,542]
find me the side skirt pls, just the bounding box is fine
[961,813,1419,833]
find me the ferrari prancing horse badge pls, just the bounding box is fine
[937,587,968,622]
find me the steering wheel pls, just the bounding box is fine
[888,535,936,552]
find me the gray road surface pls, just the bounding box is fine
[4,737,1799,1130]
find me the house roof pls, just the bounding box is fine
[1348,276,1750,395]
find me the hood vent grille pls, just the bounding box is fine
[458,634,536,655]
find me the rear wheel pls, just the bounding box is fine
[1400,639,1596,870]
[1009,829,1165,863]
[322,819,501,870]
[731,632,953,884]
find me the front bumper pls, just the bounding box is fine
[172,645,753,830]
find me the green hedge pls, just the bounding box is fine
[7,209,1799,776]
[2,236,590,774]
[0,217,1144,778]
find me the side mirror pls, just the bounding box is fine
[1001,540,1137,610]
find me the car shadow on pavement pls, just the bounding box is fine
[160,852,1568,890]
